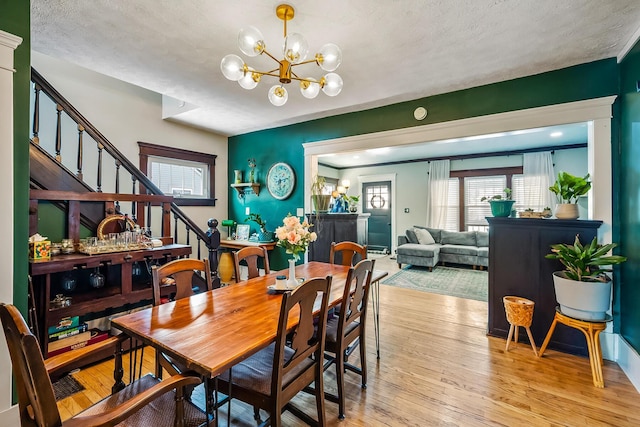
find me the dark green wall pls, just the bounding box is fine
[619,42,640,351]
[229,59,618,270]
[2,0,30,316]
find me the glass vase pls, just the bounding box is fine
[287,258,297,287]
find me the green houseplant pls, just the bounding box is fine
[548,172,591,219]
[310,175,330,213]
[481,188,514,217]
[245,213,274,242]
[545,234,627,320]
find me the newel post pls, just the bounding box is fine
[207,218,221,288]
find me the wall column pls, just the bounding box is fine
[0,29,22,423]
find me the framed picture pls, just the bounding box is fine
[235,224,250,241]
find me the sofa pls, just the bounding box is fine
[396,225,489,271]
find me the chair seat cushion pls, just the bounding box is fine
[221,343,314,395]
[78,374,207,427]
[325,316,360,347]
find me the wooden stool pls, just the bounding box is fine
[539,308,611,388]
[503,296,538,356]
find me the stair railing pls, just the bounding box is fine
[29,67,220,287]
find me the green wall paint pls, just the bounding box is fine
[619,41,640,351]
[2,0,30,317]
[229,59,618,270]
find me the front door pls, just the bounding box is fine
[362,181,391,254]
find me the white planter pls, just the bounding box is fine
[555,203,579,220]
[552,271,611,321]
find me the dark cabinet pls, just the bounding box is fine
[307,213,370,262]
[487,217,602,356]
[30,244,191,356]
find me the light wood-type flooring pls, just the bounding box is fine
[58,261,640,426]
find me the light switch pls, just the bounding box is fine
[404,208,410,213]
[245,207,250,215]
[296,208,304,217]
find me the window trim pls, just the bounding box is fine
[138,141,217,206]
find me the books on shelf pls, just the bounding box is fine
[47,316,80,335]
[48,323,88,341]
[47,329,110,357]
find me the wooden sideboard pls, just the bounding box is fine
[30,244,192,355]
[486,217,602,356]
[307,213,370,263]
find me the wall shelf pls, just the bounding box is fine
[231,183,260,198]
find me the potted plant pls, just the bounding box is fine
[548,172,591,219]
[310,175,331,213]
[245,213,274,242]
[545,234,627,320]
[481,188,514,217]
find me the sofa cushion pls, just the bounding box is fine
[406,229,419,244]
[414,227,435,245]
[441,230,477,246]
[413,226,441,243]
[396,243,439,258]
[439,244,478,256]
[476,231,489,247]
[477,247,489,258]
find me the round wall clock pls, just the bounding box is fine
[266,162,295,200]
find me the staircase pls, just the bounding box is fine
[29,67,220,287]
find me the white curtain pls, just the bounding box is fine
[425,160,450,228]
[522,152,556,211]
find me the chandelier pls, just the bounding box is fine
[220,4,343,106]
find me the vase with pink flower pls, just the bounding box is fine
[275,213,318,287]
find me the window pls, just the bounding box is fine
[138,142,217,206]
[443,178,459,231]
[365,185,389,210]
[465,175,507,228]
[447,167,523,231]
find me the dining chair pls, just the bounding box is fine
[151,257,212,306]
[233,246,270,283]
[217,276,332,427]
[0,303,207,427]
[329,241,367,267]
[323,258,374,419]
[151,258,212,394]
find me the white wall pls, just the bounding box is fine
[31,52,228,238]
[335,147,588,242]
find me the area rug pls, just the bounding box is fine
[53,374,85,401]
[382,265,488,301]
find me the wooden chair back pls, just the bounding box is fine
[329,241,367,266]
[338,259,374,341]
[1,303,207,427]
[0,303,60,427]
[272,276,331,411]
[151,258,212,306]
[233,246,270,283]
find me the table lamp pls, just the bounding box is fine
[221,219,236,240]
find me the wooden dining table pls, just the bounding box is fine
[112,261,387,382]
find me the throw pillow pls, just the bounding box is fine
[414,227,435,245]
[406,229,419,244]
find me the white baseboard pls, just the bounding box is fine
[0,404,19,427]
[617,335,640,393]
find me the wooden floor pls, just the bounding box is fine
[59,279,640,426]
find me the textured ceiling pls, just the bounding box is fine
[31,1,640,137]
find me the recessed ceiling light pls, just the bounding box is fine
[550,131,563,138]
[366,147,391,154]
